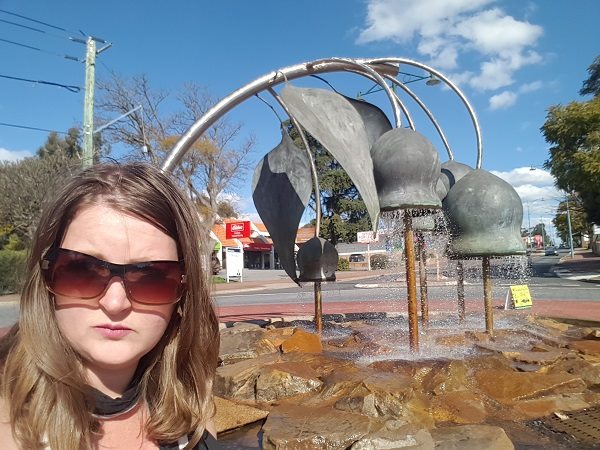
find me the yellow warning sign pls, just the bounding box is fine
[504,285,532,310]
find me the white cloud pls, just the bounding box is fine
[357,0,544,91]
[519,80,543,93]
[491,166,561,226]
[488,91,517,110]
[491,166,554,187]
[0,147,32,162]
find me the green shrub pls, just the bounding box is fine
[337,258,350,271]
[0,249,27,294]
[370,253,390,269]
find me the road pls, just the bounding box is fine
[214,251,600,307]
[1,252,597,327]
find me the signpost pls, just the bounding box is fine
[357,231,378,271]
[225,247,243,283]
[226,221,251,239]
[504,285,533,310]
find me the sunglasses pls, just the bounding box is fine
[41,248,186,305]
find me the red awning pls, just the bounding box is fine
[243,241,272,252]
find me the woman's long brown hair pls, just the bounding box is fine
[0,163,220,449]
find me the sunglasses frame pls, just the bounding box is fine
[41,247,186,305]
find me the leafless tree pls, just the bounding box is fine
[96,72,255,238]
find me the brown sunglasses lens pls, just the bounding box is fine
[43,249,184,305]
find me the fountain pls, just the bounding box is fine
[162,58,600,449]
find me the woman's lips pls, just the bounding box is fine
[94,324,132,339]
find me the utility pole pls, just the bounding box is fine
[566,195,575,258]
[82,36,111,168]
[82,37,96,168]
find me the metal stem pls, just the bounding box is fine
[417,232,429,327]
[456,260,465,321]
[268,88,321,237]
[404,212,419,352]
[314,281,323,335]
[482,256,494,335]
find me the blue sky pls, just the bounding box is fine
[1,0,598,241]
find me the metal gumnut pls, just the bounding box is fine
[296,237,338,282]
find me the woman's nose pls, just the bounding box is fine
[98,277,132,313]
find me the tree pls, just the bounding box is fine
[541,56,600,224]
[287,123,370,245]
[0,152,78,243]
[531,223,551,246]
[580,55,600,97]
[37,127,109,161]
[552,193,591,247]
[96,73,254,239]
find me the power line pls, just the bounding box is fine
[0,8,79,36]
[0,121,68,134]
[0,36,81,61]
[0,73,81,92]
[0,17,87,44]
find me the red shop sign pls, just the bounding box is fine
[243,242,272,252]
[226,221,251,239]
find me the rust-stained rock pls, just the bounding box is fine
[284,352,356,378]
[262,404,381,450]
[507,350,568,366]
[350,420,434,449]
[281,328,323,354]
[585,329,600,339]
[219,328,278,363]
[214,396,269,433]
[334,372,415,419]
[474,369,586,404]
[263,327,296,348]
[546,357,600,387]
[430,424,514,449]
[256,362,323,402]
[421,360,469,395]
[214,353,280,400]
[509,394,590,420]
[431,390,487,424]
[568,339,600,357]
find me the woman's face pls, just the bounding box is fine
[54,204,178,389]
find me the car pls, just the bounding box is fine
[544,246,558,256]
[349,253,366,262]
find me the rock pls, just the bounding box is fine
[430,424,514,449]
[281,328,323,354]
[474,369,586,404]
[334,371,415,420]
[219,328,278,363]
[421,360,469,395]
[430,391,487,424]
[568,339,600,357]
[350,420,435,449]
[262,404,379,450]
[214,353,279,400]
[546,357,600,387]
[213,396,269,433]
[585,329,600,339]
[256,362,323,402]
[510,394,590,420]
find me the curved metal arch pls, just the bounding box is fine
[382,74,453,160]
[163,58,402,172]
[364,57,482,168]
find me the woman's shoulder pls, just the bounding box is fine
[0,398,19,450]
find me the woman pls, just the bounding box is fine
[0,163,221,449]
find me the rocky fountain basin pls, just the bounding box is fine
[213,312,600,449]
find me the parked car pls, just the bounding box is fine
[349,253,365,262]
[544,246,558,256]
